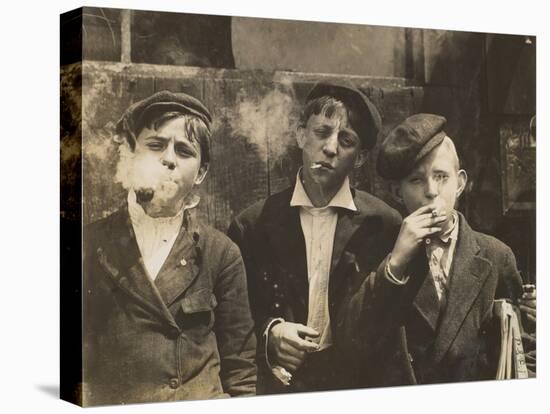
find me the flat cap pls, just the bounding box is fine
[306,81,382,150]
[116,90,212,139]
[377,113,447,180]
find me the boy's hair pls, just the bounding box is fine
[439,136,460,171]
[299,96,363,146]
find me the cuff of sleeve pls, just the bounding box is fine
[263,318,292,385]
[385,256,410,285]
[263,317,285,371]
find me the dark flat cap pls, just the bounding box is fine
[377,113,447,180]
[116,90,212,139]
[306,81,382,150]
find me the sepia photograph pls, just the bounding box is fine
[58,4,539,408]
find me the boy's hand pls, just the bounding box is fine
[268,322,320,373]
[389,203,447,279]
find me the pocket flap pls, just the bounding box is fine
[181,288,217,313]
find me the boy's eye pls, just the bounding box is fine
[339,133,358,148]
[434,173,449,181]
[314,127,332,138]
[175,143,198,158]
[146,141,164,151]
[409,177,422,184]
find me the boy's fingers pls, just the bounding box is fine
[519,304,536,316]
[277,348,306,364]
[525,314,536,325]
[280,361,300,373]
[420,227,442,238]
[296,324,320,338]
[416,214,447,227]
[410,204,436,217]
[287,335,320,352]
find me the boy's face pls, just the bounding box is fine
[131,116,207,217]
[297,107,364,193]
[397,140,466,231]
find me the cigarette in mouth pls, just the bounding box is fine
[310,162,322,169]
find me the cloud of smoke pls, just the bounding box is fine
[228,87,298,162]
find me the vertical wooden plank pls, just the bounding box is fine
[120,9,131,63]
[263,79,302,196]
[202,75,270,231]
[405,28,425,84]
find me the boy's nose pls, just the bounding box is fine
[322,134,338,157]
[161,146,176,170]
[425,177,439,198]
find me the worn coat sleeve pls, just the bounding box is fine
[213,241,257,396]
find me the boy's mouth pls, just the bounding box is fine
[136,188,154,203]
[311,161,334,170]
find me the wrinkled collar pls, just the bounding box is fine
[290,169,357,212]
[439,211,459,243]
[428,211,459,247]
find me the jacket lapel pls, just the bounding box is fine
[432,214,492,363]
[154,210,201,308]
[95,207,177,326]
[329,191,387,300]
[331,209,363,274]
[413,271,441,333]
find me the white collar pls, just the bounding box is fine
[290,170,357,211]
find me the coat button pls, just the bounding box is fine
[274,302,280,309]
[167,327,180,339]
[169,378,179,389]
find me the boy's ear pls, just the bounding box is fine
[296,126,306,149]
[390,181,403,204]
[456,169,468,198]
[354,149,368,168]
[194,163,209,185]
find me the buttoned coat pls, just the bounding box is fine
[228,186,402,393]
[83,206,257,406]
[337,213,523,386]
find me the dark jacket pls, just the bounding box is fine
[83,206,257,406]
[228,186,401,393]
[337,213,523,387]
